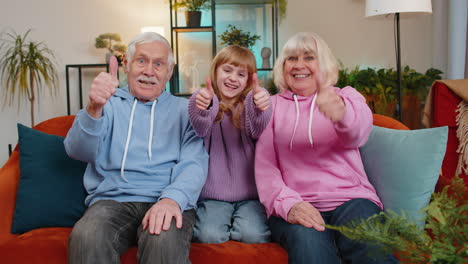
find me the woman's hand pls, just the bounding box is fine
[195,78,214,110]
[315,71,346,122]
[287,201,325,231]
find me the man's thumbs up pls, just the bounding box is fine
[195,78,215,110]
[252,73,270,112]
[86,56,119,118]
[109,56,119,78]
[315,71,346,122]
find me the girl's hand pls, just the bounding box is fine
[196,78,214,110]
[252,73,270,111]
[315,71,346,122]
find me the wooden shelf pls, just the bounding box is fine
[216,0,274,4]
[173,27,213,33]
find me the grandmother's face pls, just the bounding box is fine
[283,49,320,97]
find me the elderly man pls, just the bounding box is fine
[65,32,208,264]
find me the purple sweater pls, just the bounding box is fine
[188,90,272,202]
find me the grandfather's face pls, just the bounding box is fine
[123,42,173,102]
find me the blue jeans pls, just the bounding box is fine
[68,200,195,264]
[193,199,271,243]
[269,198,399,264]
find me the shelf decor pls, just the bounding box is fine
[173,0,211,27]
[219,24,261,48]
[94,33,127,63]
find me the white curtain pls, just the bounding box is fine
[447,0,467,79]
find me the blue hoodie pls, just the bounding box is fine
[64,86,209,211]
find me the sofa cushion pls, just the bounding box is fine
[0,227,287,264]
[11,124,87,234]
[360,125,448,227]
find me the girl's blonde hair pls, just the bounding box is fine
[210,45,257,129]
[273,32,339,92]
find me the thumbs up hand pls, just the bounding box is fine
[195,78,215,110]
[252,73,270,112]
[87,56,119,118]
[315,71,346,122]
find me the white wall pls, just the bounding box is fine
[0,0,437,165]
[279,0,434,72]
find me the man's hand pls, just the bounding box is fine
[86,56,119,118]
[287,201,325,231]
[315,71,346,122]
[252,73,270,111]
[142,198,182,235]
[195,78,214,110]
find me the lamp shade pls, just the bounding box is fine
[365,0,432,17]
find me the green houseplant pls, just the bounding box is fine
[219,24,261,48]
[0,29,58,126]
[326,175,467,264]
[337,65,442,128]
[173,0,211,27]
[95,33,127,63]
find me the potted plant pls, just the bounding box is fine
[173,0,211,27]
[219,24,261,48]
[337,65,442,128]
[276,0,288,22]
[95,33,127,63]
[0,29,58,126]
[327,175,467,264]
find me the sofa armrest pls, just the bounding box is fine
[0,150,20,245]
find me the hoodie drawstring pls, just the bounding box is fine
[148,99,158,160]
[121,98,158,182]
[308,94,317,146]
[121,98,138,182]
[290,93,317,150]
[290,94,300,150]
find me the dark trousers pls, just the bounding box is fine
[68,200,195,264]
[269,198,399,264]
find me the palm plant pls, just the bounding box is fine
[0,29,58,126]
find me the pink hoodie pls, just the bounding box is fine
[254,87,382,220]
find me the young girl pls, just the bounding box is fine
[188,45,272,244]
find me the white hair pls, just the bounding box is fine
[125,32,174,69]
[273,32,339,92]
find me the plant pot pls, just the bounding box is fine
[185,11,201,27]
[402,94,423,129]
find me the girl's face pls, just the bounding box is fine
[283,49,320,97]
[216,63,249,104]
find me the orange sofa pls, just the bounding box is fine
[0,114,410,264]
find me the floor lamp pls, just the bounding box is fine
[365,0,432,121]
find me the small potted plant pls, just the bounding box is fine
[0,29,58,126]
[219,24,261,48]
[95,33,127,63]
[173,0,211,27]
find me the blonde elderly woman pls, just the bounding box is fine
[254,32,398,263]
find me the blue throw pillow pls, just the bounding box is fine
[360,125,448,227]
[11,124,88,234]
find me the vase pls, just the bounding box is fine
[185,11,201,27]
[261,47,272,69]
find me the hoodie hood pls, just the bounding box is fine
[279,89,318,150]
[114,85,169,105]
